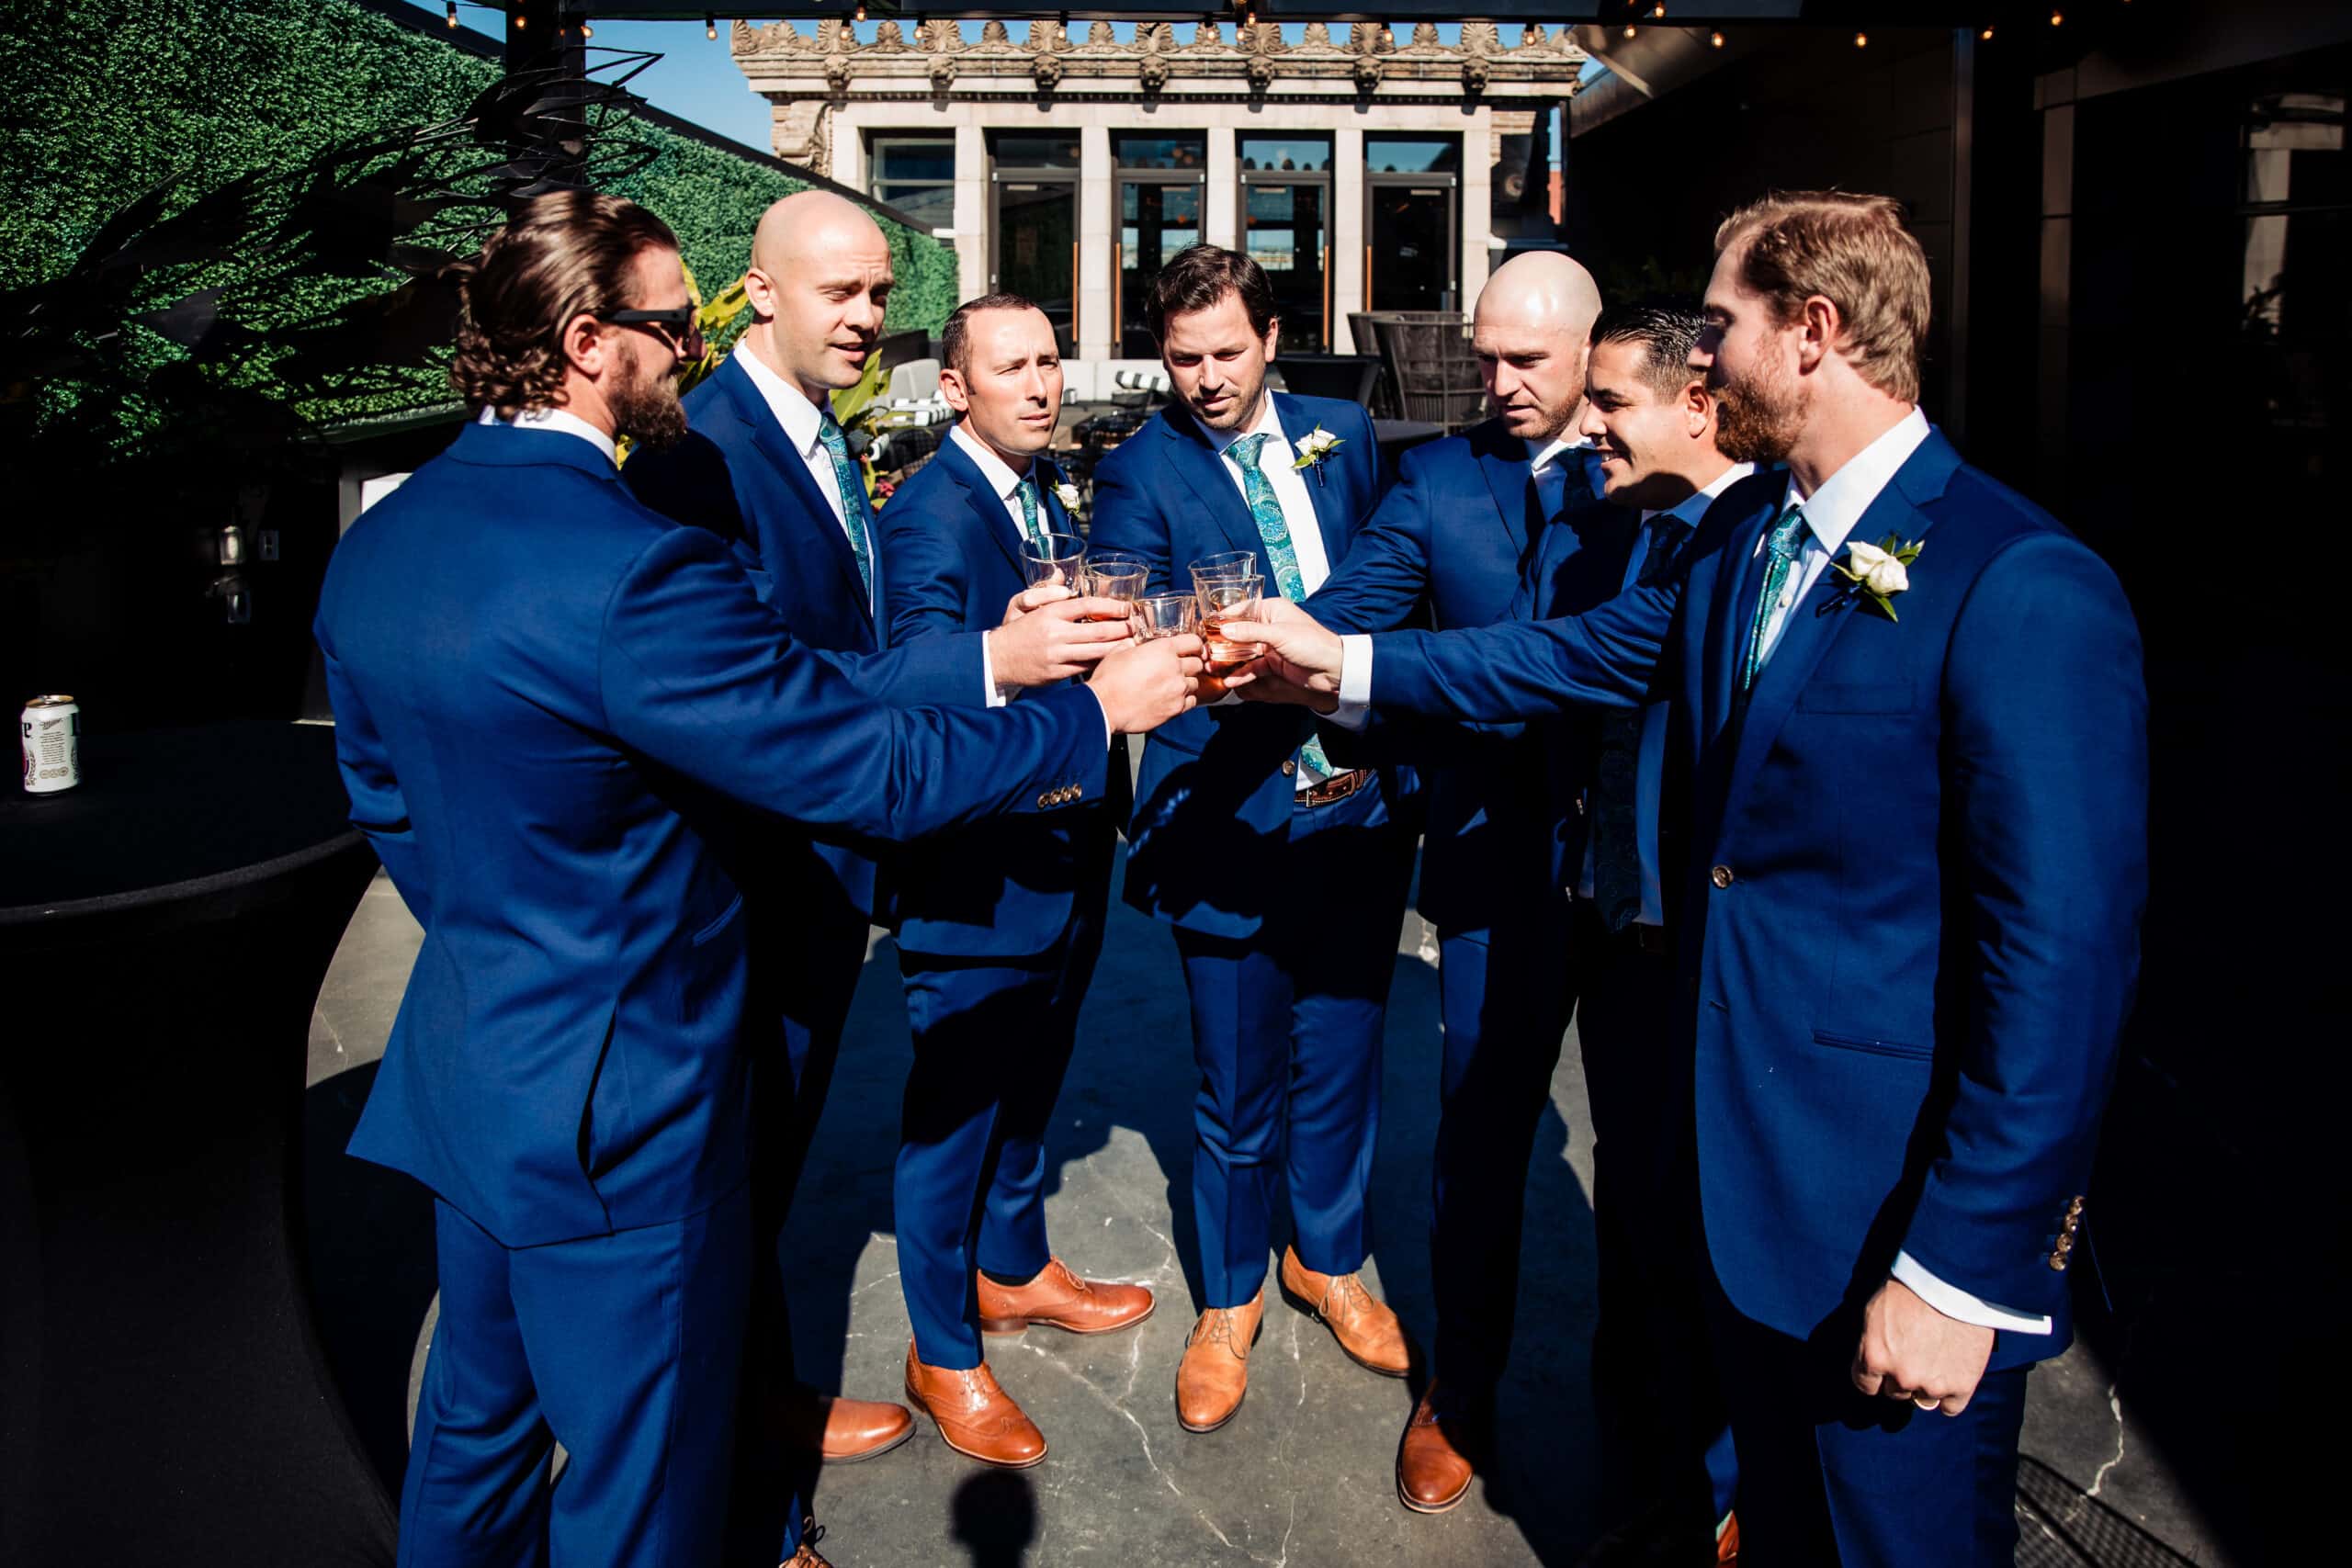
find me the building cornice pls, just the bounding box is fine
[733,17,1587,98]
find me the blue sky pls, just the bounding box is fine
[409,6,1510,153]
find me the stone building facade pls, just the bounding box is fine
[734,18,1585,358]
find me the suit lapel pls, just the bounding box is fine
[1713,432,1962,819]
[939,434,1030,578]
[1476,425,1534,558]
[1160,410,1271,561]
[725,357,873,625]
[1275,394,1350,567]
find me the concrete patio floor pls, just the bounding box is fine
[303,855,2236,1568]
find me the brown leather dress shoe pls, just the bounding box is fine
[1396,1380,1487,1515]
[1173,1290,1263,1434]
[776,1386,915,1464]
[976,1258,1156,1337]
[902,1342,1047,1469]
[781,1522,833,1567]
[1278,1246,1413,1376]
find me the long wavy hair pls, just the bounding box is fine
[446,191,680,417]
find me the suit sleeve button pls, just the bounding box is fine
[1281,760,1297,776]
[1072,784,1084,800]
[1710,864,1735,889]
[1036,792,1052,808]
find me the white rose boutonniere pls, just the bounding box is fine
[1831,534,1924,621]
[1054,479,1083,517]
[1291,425,1344,483]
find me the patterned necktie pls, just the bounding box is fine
[1591,513,1691,932]
[812,412,876,601]
[1226,432,1330,778]
[1740,503,1811,693]
[1013,476,1046,549]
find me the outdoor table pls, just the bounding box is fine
[0,721,391,1566]
[1374,417,1446,460]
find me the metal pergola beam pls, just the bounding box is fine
[474,3,2068,22]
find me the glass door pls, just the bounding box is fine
[1114,132,1206,356]
[990,132,1081,355]
[991,181,1078,355]
[1364,135,1460,314]
[1240,135,1331,351]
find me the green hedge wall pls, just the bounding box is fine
[1,0,957,432]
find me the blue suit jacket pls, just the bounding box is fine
[625,354,985,920]
[874,430,1118,958]
[1088,392,1392,939]
[316,422,1107,1247]
[1366,429,2148,1360]
[1309,416,1628,931]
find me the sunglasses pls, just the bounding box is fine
[601,306,707,363]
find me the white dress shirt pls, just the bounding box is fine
[950,420,1063,716]
[479,403,616,464]
[1526,433,1603,502]
[1748,405,1930,667]
[732,341,875,615]
[1573,460,1757,917]
[950,418,1046,546]
[1216,397,1339,788]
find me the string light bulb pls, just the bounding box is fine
[1623,24,1636,39]
[854,2,867,21]
[1710,30,1724,47]
[1853,30,1868,46]
[706,13,718,39]
[2049,8,2064,23]
[1650,2,1666,16]
[1381,21,1395,47]
[513,9,524,28]
[579,18,591,37]
[444,0,458,26]
[1980,25,1995,39]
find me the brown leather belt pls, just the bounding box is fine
[1295,768,1370,809]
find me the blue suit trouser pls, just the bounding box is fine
[1172,779,1416,1310]
[1573,905,1737,1525]
[1703,1269,2028,1567]
[400,1189,750,1568]
[1425,903,1577,1391]
[893,830,1113,1369]
[735,908,871,1561]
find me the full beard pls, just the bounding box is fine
[1713,355,1803,467]
[612,348,689,453]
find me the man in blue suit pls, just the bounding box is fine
[1529,299,1750,1560]
[316,193,1200,1568]
[872,293,1157,1466]
[1301,251,1607,1513]
[1229,192,2146,1566]
[623,194,1120,1476]
[1086,244,1418,1435]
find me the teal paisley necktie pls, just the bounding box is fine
[1226,432,1331,779]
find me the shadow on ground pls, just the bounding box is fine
[303,846,2244,1566]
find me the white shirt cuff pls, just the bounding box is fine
[1086,684,1113,747]
[1891,1251,2053,1336]
[1329,634,1374,731]
[979,629,1012,707]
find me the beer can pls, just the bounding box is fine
[21,694,80,795]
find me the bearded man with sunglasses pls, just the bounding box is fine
[317,192,1199,1568]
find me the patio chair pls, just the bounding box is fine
[1370,314,1484,434]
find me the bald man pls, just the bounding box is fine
[1305,250,1623,1516]
[626,193,1121,1561]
